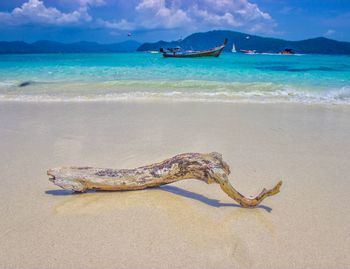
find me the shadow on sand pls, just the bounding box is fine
[160,185,272,212]
[46,185,272,212]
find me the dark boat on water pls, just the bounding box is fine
[280,48,295,55]
[160,38,228,58]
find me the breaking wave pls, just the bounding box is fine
[0,80,349,104]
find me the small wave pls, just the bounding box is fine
[0,80,18,87]
[0,80,349,104]
[257,66,341,72]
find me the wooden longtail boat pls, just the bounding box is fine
[161,38,228,58]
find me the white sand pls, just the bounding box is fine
[0,101,349,269]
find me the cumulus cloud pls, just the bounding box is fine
[0,0,91,25]
[324,29,335,37]
[97,18,136,30]
[135,0,191,29]
[77,0,106,7]
[101,0,275,33]
[0,0,276,34]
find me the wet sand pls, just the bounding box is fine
[0,101,349,269]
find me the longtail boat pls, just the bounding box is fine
[161,38,228,58]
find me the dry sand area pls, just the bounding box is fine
[0,101,349,269]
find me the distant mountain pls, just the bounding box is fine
[137,30,350,55]
[0,40,140,54]
[2,31,350,54]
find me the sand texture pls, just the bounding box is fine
[0,101,349,269]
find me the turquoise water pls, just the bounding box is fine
[0,52,349,103]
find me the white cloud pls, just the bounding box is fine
[0,0,276,35]
[0,0,91,25]
[97,18,136,30]
[190,6,241,27]
[199,0,271,21]
[324,29,335,37]
[135,0,191,29]
[100,0,275,34]
[77,0,106,7]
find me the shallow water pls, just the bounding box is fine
[0,52,349,103]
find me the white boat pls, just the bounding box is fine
[231,43,236,53]
[240,49,256,54]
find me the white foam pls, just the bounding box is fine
[0,80,18,87]
[0,80,349,104]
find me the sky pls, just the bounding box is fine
[0,0,349,43]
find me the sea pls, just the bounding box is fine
[0,52,349,104]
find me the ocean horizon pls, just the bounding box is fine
[0,52,349,104]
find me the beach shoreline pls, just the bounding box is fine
[0,101,349,269]
[1,53,350,105]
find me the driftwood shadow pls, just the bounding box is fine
[160,185,272,212]
[45,186,272,212]
[46,189,83,196]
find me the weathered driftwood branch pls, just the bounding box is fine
[47,152,282,208]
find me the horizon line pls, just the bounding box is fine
[0,29,348,44]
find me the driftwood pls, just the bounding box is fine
[47,152,282,208]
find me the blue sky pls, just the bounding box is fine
[0,0,349,43]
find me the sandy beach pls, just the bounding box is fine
[0,101,349,269]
